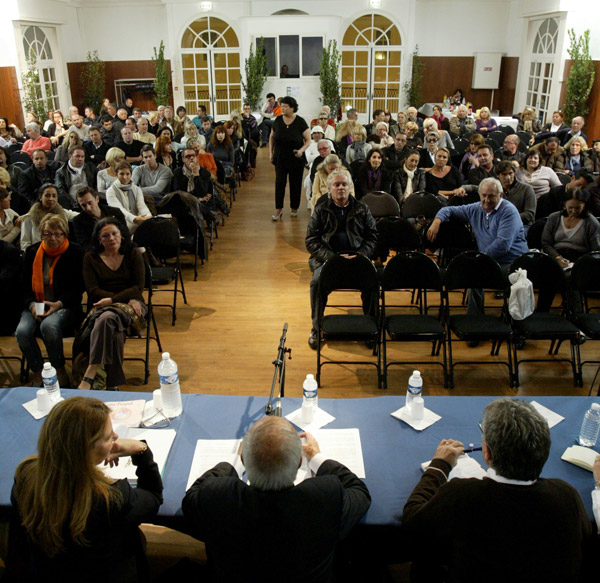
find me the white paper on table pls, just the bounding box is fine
[285,406,335,431]
[295,428,365,484]
[102,427,176,483]
[530,401,564,429]
[186,439,242,490]
[22,396,64,420]
[105,400,146,428]
[421,454,486,480]
[391,405,441,431]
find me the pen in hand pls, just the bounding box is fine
[463,444,482,454]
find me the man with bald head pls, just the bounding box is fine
[183,416,370,582]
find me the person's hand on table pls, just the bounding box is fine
[104,438,147,467]
[432,439,464,468]
[427,218,442,242]
[300,432,320,461]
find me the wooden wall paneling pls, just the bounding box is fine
[418,56,519,116]
[67,60,172,112]
[559,59,600,143]
[0,67,25,129]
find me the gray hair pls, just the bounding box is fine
[482,399,550,480]
[26,122,40,133]
[326,168,352,188]
[426,130,440,140]
[242,417,301,491]
[479,177,503,196]
[317,139,332,149]
[375,121,389,132]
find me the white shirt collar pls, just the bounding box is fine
[485,197,503,217]
[486,467,537,486]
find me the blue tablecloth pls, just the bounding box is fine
[1,388,598,528]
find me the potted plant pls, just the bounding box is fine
[80,50,105,113]
[21,53,50,121]
[152,41,171,107]
[403,45,425,108]
[563,29,595,121]
[319,40,341,118]
[242,37,268,110]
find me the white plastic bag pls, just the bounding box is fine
[508,268,535,320]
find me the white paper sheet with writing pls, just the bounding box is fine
[530,401,564,429]
[101,427,176,483]
[295,428,366,483]
[105,400,146,428]
[186,439,242,490]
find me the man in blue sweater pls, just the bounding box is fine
[427,177,528,317]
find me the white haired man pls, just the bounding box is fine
[183,415,370,582]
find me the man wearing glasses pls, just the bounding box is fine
[495,134,525,167]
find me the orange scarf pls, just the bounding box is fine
[32,239,69,302]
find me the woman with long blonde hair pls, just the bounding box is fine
[10,396,162,580]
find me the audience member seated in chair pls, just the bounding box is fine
[78,218,146,391]
[402,398,592,583]
[354,149,393,200]
[73,186,127,252]
[391,149,426,204]
[16,214,83,387]
[427,178,528,318]
[55,145,98,210]
[105,161,152,233]
[311,154,353,212]
[9,396,162,580]
[20,183,78,252]
[305,169,378,349]
[496,160,536,229]
[131,145,173,204]
[0,186,21,245]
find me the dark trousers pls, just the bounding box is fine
[275,164,304,210]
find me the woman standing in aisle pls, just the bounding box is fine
[269,96,310,221]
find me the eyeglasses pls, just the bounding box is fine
[426,139,438,144]
[140,407,171,429]
[42,231,65,239]
[183,154,196,159]
[319,117,327,120]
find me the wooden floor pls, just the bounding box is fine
[1,145,598,397]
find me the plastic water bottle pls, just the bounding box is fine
[578,403,600,447]
[406,370,423,411]
[302,374,318,424]
[41,362,60,403]
[158,352,182,418]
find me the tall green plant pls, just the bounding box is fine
[403,46,425,107]
[21,52,49,120]
[563,29,595,121]
[152,41,171,106]
[319,40,341,117]
[80,50,105,113]
[242,37,268,109]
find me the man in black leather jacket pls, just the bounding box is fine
[305,170,378,349]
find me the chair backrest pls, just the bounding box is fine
[382,251,443,291]
[10,152,32,167]
[452,137,470,155]
[133,217,180,260]
[509,251,567,291]
[498,125,513,135]
[526,218,546,250]
[566,251,600,292]
[319,254,379,298]
[485,137,498,151]
[401,193,442,219]
[361,191,400,219]
[7,142,22,154]
[447,189,481,206]
[444,251,507,291]
[488,131,506,148]
[377,218,422,252]
[556,172,571,186]
[428,220,476,260]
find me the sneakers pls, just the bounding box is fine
[308,329,318,350]
[290,209,298,217]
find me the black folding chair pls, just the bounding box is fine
[444,251,516,388]
[401,192,443,219]
[567,252,600,391]
[452,138,470,156]
[509,252,582,387]
[9,151,32,168]
[124,261,162,384]
[427,220,476,267]
[381,252,448,388]
[361,191,400,220]
[488,131,506,148]
[133,218,188,326]
[316,255,381,387]
[498,125,514,135]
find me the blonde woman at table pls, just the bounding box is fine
[9,396,162,581]
[516,149,561,199]
[475,107,498,135]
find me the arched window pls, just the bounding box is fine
[341,14,402,122]
[22,26,60,115]
[525,18,560,124]
[180,17,241,117]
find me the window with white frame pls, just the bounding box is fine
[261,36,323,78]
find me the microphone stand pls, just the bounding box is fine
[265,323,292,416]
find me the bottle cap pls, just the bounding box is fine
[412,370,421,377]
[592,403,600,411]
[162,352,170,360]
[306,374,315,381]
[43,362,51,370]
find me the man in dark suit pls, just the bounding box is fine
[17,149,57,210]
[183,416,371,583]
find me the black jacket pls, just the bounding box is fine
[171,167,212,198]
[392,167,427,202]
[72,203,127,252]
[17,165,57,207]
[383,144,409,171]
[354,165,394,199]
[305,195,378,271]
[83,141,110,166]
[55,162,98,209]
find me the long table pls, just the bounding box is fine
[0,388,598,529]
